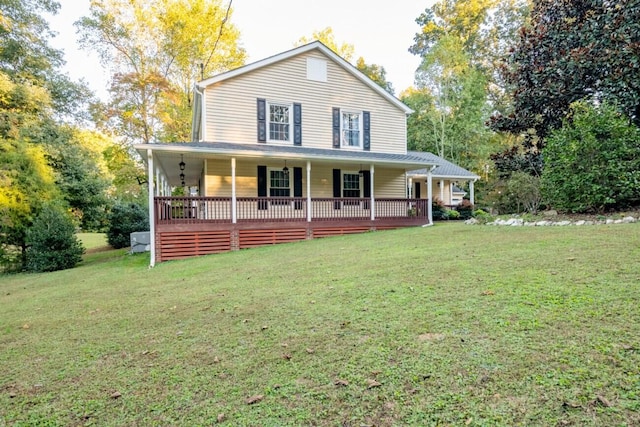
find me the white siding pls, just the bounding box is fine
[203,51,407,155]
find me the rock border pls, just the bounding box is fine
[465,215,639,226]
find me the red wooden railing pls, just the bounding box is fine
[155,197,428,224]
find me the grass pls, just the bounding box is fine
[1,223,639,426]
[76,233,109,251]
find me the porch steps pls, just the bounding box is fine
[238,228,307,249]
[159,231,231,261]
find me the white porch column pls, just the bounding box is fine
[147,149,156,267]
[408,176,413,199]
[231,157,237,224]
[306,161,312,222]
[370,164,375,221]
[439,179,445,203]
[427,169,433,225]
[470,180,475,205]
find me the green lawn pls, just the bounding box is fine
[1,223,639,426]
[76,233,109,251]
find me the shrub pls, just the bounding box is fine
[25,204,84,272]
[472,209,492,224]
[107,202,149,249]
[507,171,543,214]
[456,199,474,220]
[542,101,640,213]
[447,209,460,220]
[432,199,449,220]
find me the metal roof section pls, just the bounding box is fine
[196,41,413,115]
[407,151,480,180]
[136,142,438,170]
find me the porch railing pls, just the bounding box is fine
[154,197,428,225]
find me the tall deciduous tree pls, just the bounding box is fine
[76,0,246,144]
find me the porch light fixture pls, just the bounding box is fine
[180,172,185,182]
[282,160,289,176]
[179,154,186,171]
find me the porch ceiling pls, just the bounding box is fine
[136,141,439,187]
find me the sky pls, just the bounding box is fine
[47,0,435,99]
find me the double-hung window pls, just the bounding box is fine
[342,172,361,198]
[269,169,291,205]
[341,112,361,147]
[269,103,291,142]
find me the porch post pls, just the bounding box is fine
[155,168,161,196]
[408,176,413,198]
[147,149,156,267]
[439,179,445,202]
[469,180,475,205]
[306,161,311,222]
[231,157,237,224]
[370,164,375,221]
[427,169,433,225]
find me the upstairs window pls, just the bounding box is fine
[342,112,361,147]
[269,103,291,142]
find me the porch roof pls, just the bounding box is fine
[406,151,480,181]
[136,142,439,187]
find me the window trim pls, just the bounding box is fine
[341,170,362,201]
[340,111,363,149]
[267,101,293,143]
[267,167,292,204]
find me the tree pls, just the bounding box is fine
[406,33,492,170]
[76,0,246,144]
[355,57,394,94]
[297,27,355,62]
[491,0,640,140]
[25,203,84,272]
[541,102,640,213]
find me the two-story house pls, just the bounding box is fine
[136,41,441,265]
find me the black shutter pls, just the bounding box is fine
[293,167,303,209]
[363,111,370,151]
[293,103,302,146]
[332,168,341,209]
[332,107,340,148]
[414,182,421,199]
[362,170,371,210]
[257,98,266,142]
[257,165,267,210]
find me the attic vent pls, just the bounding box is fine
[307,58,327,82]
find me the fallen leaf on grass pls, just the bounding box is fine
[213,356,220,363]
[562,401,581,410]
[481,290,495,296]
[334,379,349,387]
[245,394,264,405]
[216,413,226,423]
[22,324,30,330]
[594,395,612,407]
[110,391,122,399]
[261,325,268,330]
[366,379,382,389]
[566,257,576,261]
[282,353,292,360]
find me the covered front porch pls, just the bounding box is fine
[137,142,438,265]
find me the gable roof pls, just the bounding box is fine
[196,41,413,115]
[407,151,480,180]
